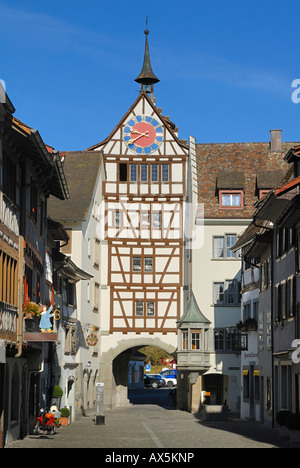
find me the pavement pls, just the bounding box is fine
[5,388,300,451]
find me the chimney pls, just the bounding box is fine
[270,129,282,152]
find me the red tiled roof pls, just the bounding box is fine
[196,142,299,219]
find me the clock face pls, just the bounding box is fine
[123,115,163,154]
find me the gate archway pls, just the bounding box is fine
[100,335,177,409]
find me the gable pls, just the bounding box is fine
[87,92,188,160]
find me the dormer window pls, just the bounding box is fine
[258,189,270,199]
[219,190,244,209]
[217,171,245,210]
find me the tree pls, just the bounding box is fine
[139,346,174,368]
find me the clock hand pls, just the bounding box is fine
[126,131,149,145]
[131,129,149,136]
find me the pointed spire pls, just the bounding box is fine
[135,27,160,91]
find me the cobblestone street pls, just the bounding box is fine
[5,389,299,451]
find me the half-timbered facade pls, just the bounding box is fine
[89,92,187,337]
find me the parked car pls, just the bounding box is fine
[160,369,177,387]
[144,374,165,388]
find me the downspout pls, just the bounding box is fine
[15,235,24,358]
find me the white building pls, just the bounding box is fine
[48,151,105,414]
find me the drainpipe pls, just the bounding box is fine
[15,235,24,358]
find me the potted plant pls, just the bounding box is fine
[276,410,292,437]
[286,413,300,443]
[51,385,63,409]
[23,301,41,319]
[244,317,257,331]
[60,407,70,426]
[236,320,245,332]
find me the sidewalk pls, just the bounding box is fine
[5,402,300,449]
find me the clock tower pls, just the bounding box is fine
[88,28,188,408]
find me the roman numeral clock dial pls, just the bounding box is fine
[123,115,163,154]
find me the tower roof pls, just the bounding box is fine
[178,293,211,326]
[135,29,160,86]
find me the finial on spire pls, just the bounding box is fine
[135,21,159,97]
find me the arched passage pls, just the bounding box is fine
[100,335,177,409]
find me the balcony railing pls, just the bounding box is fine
[0,301,18,342]
[232,332,248,352]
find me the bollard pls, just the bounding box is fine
[95,382,105,425]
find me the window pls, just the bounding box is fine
[260,257,271,290]
[276,277,296,322]
[133,257,152,272]
[146,301,155,316]
[276,282,288,322]
[135,301,143,316]
[277,228,294,257]
[93,282,100,310]
[219,190,243,209]
[213,235,237,258]
[140,212,150,228]
[259,189,270,199]
[65,324,77,355]
[144,258,153,272]
[225,279,241,305]
[133,257,142,271]
[214,329,224,351]
[162,164,169,182]
[93,238,100,267]
[0,251,18,306]
[130,164,137,182]
[152,212,161,228]
[119,163,127,181]
[288,276,296,317]
[213,237,224,258]
[213,282,224,304]
[243,302,251,321]
[151,165,158,182]
[191,330,201,350]
[213,280,241,305]
[66,281,76,306]
[182,331,188,350]
[115,210,121,228]
[141,164,148,182]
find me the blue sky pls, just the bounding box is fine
[1,0,300,150]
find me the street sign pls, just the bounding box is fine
[145,364,151,372]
